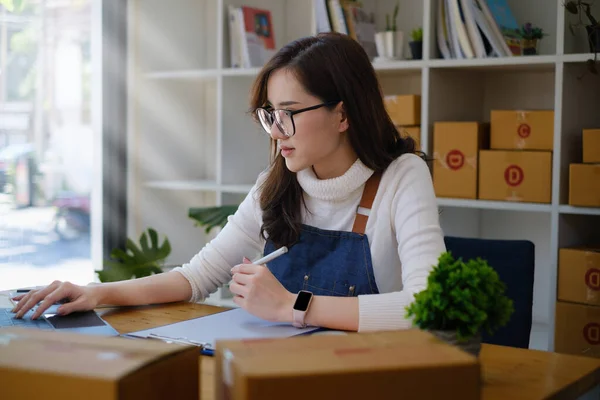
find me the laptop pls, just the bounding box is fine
[0,300,119,336]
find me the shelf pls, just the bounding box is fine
[437,198,552,213]
[221,67,262,77]
[559,205,600,216]
[562,53,598,63]
[428,55,557,71]
[373,59,426,74]
[144,180,253,194]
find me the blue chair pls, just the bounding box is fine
[443,236,535,349]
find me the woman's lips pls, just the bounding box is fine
[280,146,295,157]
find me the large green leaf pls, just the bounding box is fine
[0,0,26,12]
[95,228,171,282]
[189,205,239,234]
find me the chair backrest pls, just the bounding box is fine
[443,236,535,349]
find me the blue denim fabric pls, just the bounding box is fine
[264,224,380,297]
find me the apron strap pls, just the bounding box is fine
[352,171,383,235]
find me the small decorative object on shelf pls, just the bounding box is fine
[564,0,599,76]
[374,1,403,62]
[409,27,423,60]
[517,23,547,55]
[405,252,514,357]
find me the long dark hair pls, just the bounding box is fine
[249,32,417,248]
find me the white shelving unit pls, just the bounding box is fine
[126,0,600,352]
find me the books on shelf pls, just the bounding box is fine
[228,5,276,68]
[437,0,519,59]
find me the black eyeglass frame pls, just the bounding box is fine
[255,100,341,137]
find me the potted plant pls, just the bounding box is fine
[96,228,172,282]
[564,0,599,75]
[409,27,423,60]
[375,1,402,61]
[405,252,514,357]
[517,23,547,55]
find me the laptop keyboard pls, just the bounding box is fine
[0,308,53,330]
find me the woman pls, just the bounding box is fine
[12,32,445,332]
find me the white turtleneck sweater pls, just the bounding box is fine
[172,153,446,331]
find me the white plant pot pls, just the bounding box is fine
[384,31,395,58]
[394,31,404,59]
[375,32,386,58]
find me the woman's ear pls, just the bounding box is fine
[336,101,349,133]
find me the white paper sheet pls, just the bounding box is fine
[126,308,319,348]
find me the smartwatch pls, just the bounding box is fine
[292,290,313,328]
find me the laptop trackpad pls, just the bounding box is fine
[46,311,107,329]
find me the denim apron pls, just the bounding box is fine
[264,171,382,297]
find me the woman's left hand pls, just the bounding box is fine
[229,258,295,323]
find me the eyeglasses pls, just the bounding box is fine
[255,100,340,137]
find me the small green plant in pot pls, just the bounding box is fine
[406,251,514,357]
[409,27,423,60]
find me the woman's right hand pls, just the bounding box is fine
[11,280,101,320]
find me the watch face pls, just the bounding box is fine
[293,290,312,311]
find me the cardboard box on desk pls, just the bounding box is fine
[478,150,552,203]
[433,122,489,199]
[558,248,600,307]
[583,129,600,163]
[490,110,554,150]
[384,94,421,126]
[555,301,600,359]
[0,327,199,400]
[569,164,600,207]
[215,330,481,400]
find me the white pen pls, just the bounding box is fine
[251,246,288,265]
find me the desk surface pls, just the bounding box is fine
[98,302,600,400]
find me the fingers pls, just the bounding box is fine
[229,281,249,298]
[231,263,262,275]
[55,297,87,316]
[231,272,252,285]
[31,284,73,320]
[232,295,245,308]
[13,281,61,318]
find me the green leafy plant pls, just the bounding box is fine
[189,205,239,234]
[410,27,423,42]
[385,1,399,32]
[406,251,514,341]
[0,0,27,12]
[96,228,171,282]
[518,23,547,40]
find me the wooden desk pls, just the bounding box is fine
[99,302,600,400]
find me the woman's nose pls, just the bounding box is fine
[270,123,288,140]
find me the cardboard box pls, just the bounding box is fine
[569,164,600,207]
[0,327,199,400]
[397,125,421,151]
[490,110,554,151]
[555,301,600,359]
[583,129,600,163]
[478,150,552,203]
[384,94,420,126]
[216,330,481,400]
[558,247,600,307]
[433,122,489,199]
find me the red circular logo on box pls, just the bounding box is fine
[504,165,524,187]
[446,150,464,170]
[518,124,531,138]
[585,268,600,291]
[583,323,600,345]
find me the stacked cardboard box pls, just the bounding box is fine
[569,129,600,207]
[555,248,600,359]
[383,94,421,151]
[432,122,489,199]
[478,110,554,203]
